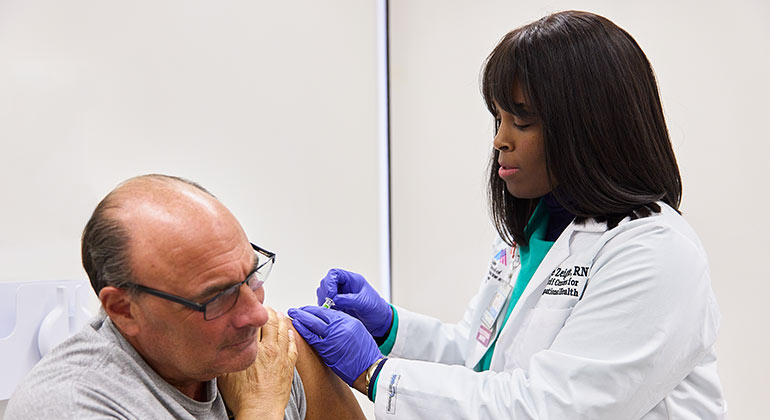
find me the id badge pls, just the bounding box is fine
[476,325,493,347]
[476,281,513,346]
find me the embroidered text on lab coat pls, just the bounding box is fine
[543,265,589,297]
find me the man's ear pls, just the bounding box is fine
[99,286,141,337]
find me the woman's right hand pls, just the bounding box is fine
[316,268,393,338]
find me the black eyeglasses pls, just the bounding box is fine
[130,243,275,321]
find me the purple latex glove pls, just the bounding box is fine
[288,306,382,386]
[316,268,393,337]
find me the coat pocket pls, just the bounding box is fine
[511,307,573,371]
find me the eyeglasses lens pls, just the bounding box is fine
[204,286,240,320]
[256,260,273,288]
[203,248,273,321]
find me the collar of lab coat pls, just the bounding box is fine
[568,217,610,234]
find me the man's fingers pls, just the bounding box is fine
[260,306,279,342]
[287,329,298,366]
[276,312,292,352]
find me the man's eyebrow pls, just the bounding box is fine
[192,283,228,303]
[194,282,234,303]
[249,255,259,277]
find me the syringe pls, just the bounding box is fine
[321,297,335,309]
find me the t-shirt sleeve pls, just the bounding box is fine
[284,368,306,420]
[4,381,113,420]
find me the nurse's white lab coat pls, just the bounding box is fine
[372,203,726,419]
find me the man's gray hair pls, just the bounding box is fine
[81,174,213,296]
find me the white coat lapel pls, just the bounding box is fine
[514,218,607,310]
[488,219,608,370]
[485,223,577,367]
[517,223,576,306]
[466,223,577,369]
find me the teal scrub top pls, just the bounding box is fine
[476,199,555,371]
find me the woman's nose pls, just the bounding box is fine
[494,123,514,152]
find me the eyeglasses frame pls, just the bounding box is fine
[129,242,275,320]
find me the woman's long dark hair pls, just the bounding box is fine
[482,11,682,246]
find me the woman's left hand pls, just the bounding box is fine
[288,306,382,387]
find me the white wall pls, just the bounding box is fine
[3,0,769,418]
[389,0,770,418]
[0,1,381,417]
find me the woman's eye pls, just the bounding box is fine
[513,122,531,129]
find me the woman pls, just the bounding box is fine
[289,10,726,419]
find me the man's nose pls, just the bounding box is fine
[231,283,268,328]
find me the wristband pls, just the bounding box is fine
[365,358,385,399]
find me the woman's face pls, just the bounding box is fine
[493,80,552,199]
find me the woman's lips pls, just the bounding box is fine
[498,166,520,178]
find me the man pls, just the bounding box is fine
[5,174,363,419]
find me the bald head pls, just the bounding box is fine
[84,175,269,388]
[82,174,242,296]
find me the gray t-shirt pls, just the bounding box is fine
[4,315,306,420]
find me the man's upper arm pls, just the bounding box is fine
[290,323,367,420]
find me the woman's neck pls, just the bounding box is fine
[542,192,575,241]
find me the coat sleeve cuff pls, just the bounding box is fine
[378,305,399,355]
